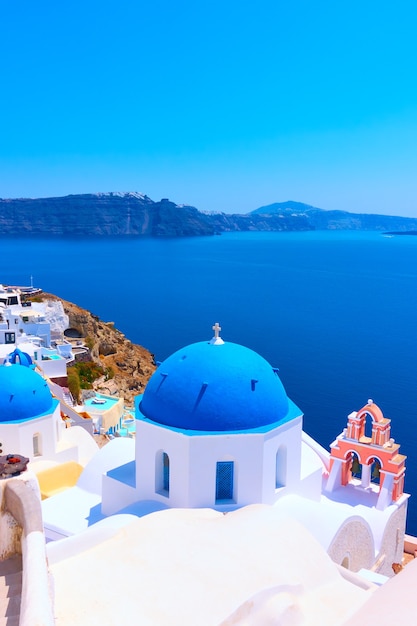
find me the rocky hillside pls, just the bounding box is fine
[39,293,156,406]
[0,192,215,237]
[207,210,312,232]
[2,193,417,236]
[250,201,417,231]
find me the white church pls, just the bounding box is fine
[102,323,317,513]
[9,322,400,579]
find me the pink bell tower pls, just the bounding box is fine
[326,400,406,510]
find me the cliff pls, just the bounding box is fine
[2,193,417,236]
[39,293,156,406]
[0,193,215,237]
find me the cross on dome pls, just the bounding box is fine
[210,322,224,345]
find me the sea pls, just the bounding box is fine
[2,230,417,533]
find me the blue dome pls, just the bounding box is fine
[0,363,53,422]
[140,341,290,431]
[6,348,33,367]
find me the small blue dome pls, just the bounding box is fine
[6,348,33,367]
[0,363,53,422]
[140,341,290,431]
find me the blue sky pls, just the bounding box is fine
[1,0,417,215]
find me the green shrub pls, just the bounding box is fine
[68,368,81,403]
[72,361,105,389]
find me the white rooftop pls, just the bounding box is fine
[47,505,372,626]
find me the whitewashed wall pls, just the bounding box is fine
[134,416,305,511]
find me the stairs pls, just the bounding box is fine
[63,388,74,407]
[0,555,22,626]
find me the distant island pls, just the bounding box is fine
[384,231,417,236]
[1,192,417,237]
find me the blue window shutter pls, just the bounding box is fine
[216,461,234,501]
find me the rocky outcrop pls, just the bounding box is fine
[39,293,156,406]
[0,193,215,237]
[207,211,312,232]
[0,193,313,236]
[3,193,417,237]
[41,300,69,336]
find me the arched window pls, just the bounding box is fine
[351,452,362,479]
[216,461,234,502]
[162,452,170,493]
[364,412,373,439]
[370,458,381,484]
[275,446,287,489]
[33,433,42,457]
[155,451,170,496]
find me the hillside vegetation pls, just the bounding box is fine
[38,293,156,406]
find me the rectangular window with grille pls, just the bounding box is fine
[216,461,234,502]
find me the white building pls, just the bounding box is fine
[0,284,52,349]
[0,284,77,397]
[40,324,408,578]
[0,356,97,466]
